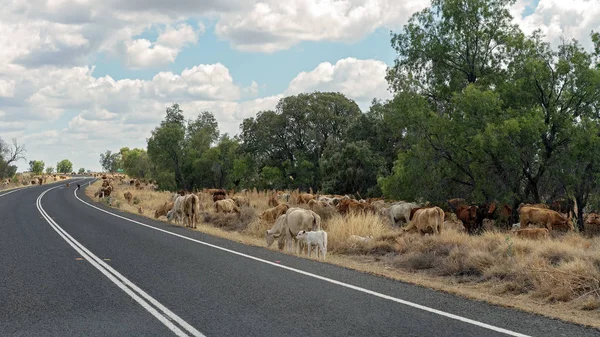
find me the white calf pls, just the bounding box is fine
[296,230,328,260]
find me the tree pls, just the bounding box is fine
[29,160,45,175]
[120,147,151,178]
[99,150,122,172]
[56,159,73,173]
[239,92,362,191]
[45,167,55,174]
[78,168,85,174]
[387,0,518,98]
[147,104,187,189]
[320,141,386,197]
[0,137,26,179]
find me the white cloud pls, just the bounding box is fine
[124,39,179,68]
[0,79,16,97]
[285,57,391,109]
[512,0,600,50]
[156,23,202,49]
[214,0,430,52]
[123,23,202,68]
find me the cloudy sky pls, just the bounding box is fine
[1,0,598,172]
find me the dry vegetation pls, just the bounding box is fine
[0,173,73,191]
[85,179,600,328]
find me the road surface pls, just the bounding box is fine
[1,177,598,337]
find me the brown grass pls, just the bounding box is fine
[85,180,600,328]
[1,173,76,191]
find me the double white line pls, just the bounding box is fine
[36,182,204,337]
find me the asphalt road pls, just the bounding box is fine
[1,177,598,337]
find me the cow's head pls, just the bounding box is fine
[166,209,174,222]
[469,205,478,218]
[265,229,281,247]
[296,230,307,239]
[379,207,390,217]
[566,213,575,231]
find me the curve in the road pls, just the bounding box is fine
[36,182,205,337]
[71,179,530,337]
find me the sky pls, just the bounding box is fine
[0,0,599,172]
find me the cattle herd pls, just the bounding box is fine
[90,175,600,261]
[92,174,157,199]
[1,174,72,189]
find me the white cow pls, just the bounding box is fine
[265,208,321,254]
[383,202,420,227]
[296,230,328,260]
[167,195,186,225]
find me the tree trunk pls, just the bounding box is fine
[576,196,585,232]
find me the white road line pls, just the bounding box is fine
[0,177,80,198]
[74,186,531,337]
[36,184,204,337]
[0,188,27,198]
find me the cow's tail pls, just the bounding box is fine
[437,207,444,234]
[312,212,322,231]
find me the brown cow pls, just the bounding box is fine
[447,198,466,212]
[232,196,250,208]
[409,206,434,221]
[261,204,290,223]
[514,228,549,240]
[404,207,444,235]
[518,203,549,210]
[213,193,227,202]
[296,193,316,204]
[154,201,174,219]
[183,194,200,228]
[214,199,240,214]
[124,191,133,204]
[138,206,144,214]
[308,199,330,211]
[212,189,227,202]
[336,199,371,215]
[456,205,478,233]
[268,192,280,207]
[519,206,573,232]
[584,213,600,235]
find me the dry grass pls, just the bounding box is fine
[85,180,600,328]
[1,173,74,191]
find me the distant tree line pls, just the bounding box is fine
[101,0,600,231]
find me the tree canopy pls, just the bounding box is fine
[56,159,73,174]
[29,160,45,175]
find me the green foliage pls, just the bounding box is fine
[320,141,385,197]
[78,168,85,174]
[29,160,45,175]
[239,92,362,190]
[99,150,122,173]
[56,159,73,174]
[45,167,54,174]
[147,104,187,189]
[120,147,151,178]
